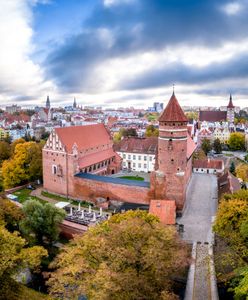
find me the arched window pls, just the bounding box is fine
[52,165,57,174]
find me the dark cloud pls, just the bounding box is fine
[44,0,248,93]
[121,52,248,90]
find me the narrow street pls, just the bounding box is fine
[178,173,218,243]
[178,173,219,300]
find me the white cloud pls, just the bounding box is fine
[0,0,55,105]
[222,2,242,15]
[103,0,137,7]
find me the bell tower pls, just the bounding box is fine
[157,92,188,209]
[227,94,235,124]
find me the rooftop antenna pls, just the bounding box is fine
[172,84,175,94]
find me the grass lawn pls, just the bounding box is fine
[41,190,91,207]
[13,189,46,204]
[224,153,234,157]
[118,176,145,181]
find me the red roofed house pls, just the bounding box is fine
[193,159,224,174]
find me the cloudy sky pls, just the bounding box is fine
[1,0,248,108]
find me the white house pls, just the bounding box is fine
[193,159,224,174]
[114,137,157,173]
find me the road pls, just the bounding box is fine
[180,173,219,300]
[178,173,218,243]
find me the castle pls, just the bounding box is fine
[43,93,196,224]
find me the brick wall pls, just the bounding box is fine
[72,177,150,205]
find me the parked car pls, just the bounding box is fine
[27,184,35,190]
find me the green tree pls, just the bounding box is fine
[228,133,245,151]
[0,225,47,300]
[185,111,198,120]
[48,210,188,300]
[20,200,65,246]
[230,161,236,175]
[145,125,159,137]
[213,138,222,154]
[201,138,212,155]
[122,128,138,137]
[0,141,11,165]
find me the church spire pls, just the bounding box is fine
[227,94,234,108]
[46,95,50,109]
[73,97,77,109]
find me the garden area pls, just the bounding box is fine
[118,175,145,181]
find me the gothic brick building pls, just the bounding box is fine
[42,93,196,224]
[43,124,122,197]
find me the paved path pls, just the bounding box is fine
[179,174,219,300]
[31,187,59,204]
[178,173,218,243]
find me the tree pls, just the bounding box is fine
[185,111,198,120]
[10,138,25,155]
[2,141,43,189]
[201,138,212,155]
[193,149,207,161]
[145,125,159,137]
[236,163,248,181]
[0,198,24,231]
[20,200,65,246]
[213,138,222,154]
[48,210,188,300]
[0,225,47,300]
[229,161,236,175]
[0,141,11,164]
[214,191,248,299]
[228,133,245,151]
[121,128,138,137]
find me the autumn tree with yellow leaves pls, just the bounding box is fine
[214,190,248,299]
[2,141,43,189]
[236,163,248,182]
[48,210,188,300]
[0,207,47,300]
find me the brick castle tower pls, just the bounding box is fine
[158,91,189,209]
[149,92,192,215]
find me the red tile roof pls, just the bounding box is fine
[159,92,188,122]
[114,135,196,159]
[199,111,227,122]
[78,148,117,169]
[187,134,197,159]
[114,137,158,154]
[193,159,223,170]
[55,124,112,152]
[149,200,176,225]
[218,171,240,195]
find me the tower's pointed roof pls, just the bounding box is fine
[227,94,235,108]
[159,92,188,122]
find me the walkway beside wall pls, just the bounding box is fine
[177,174,219,300]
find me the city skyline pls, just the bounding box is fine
[1,0,248,108]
